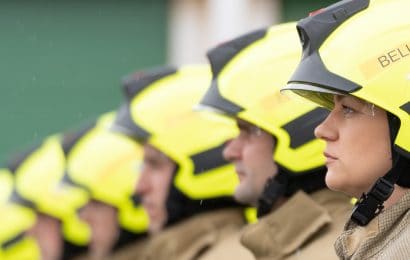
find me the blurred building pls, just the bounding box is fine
[168,0,280,65]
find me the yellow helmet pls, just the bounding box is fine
[282,0,410,225]
[113,65,242,224]
[0,168,13,205]
[0,202,40,260]
[66,112,149,237]
[0,171,40,259]
[200,23,328,174]
[9,135,91,246]
[198,23,328,216]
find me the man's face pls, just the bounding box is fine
[136,144,175,234]
[78,200,119,259]
[27,213,62,260]
[223,119,278,206]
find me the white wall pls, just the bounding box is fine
[168,0,281,66]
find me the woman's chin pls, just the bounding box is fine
[325,169,344,192]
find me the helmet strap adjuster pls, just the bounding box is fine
[351,177,394,226]
[257,172,288,218]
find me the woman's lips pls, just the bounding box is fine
[324,152,338,164]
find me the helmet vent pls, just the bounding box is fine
[122,67,177,100]
[400,102,410,115]
[207,29,267,78]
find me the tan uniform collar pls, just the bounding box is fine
[144,208,245,260]
[241,190,336,258]
[335,190,410,258]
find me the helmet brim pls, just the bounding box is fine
[282,82,345,110]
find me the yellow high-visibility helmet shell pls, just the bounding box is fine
[11,135,91,245]
[127,65,239,199]
[200,23,328,173]
[0,202,40,260]
[0,169,13,205]
[0,170,40,259]
[67,112,149,233]
[0,168,40,260]
[205,23,300,111]
[283,0,410,159]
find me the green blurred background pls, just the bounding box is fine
[0,0,335,163]
[0,0,167,162]
[282,0,336,21]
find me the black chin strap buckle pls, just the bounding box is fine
[257,172,288,218]
[351,177,394,226]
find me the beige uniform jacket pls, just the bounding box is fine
[72,239,148,260]
[240,189,352,260]
[110,238,149,260]
[142,208,246,260]
[198,228,254,260]
[335,190,410,259]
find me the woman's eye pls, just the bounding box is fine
[244,128,254,135]
[342,105,355,116]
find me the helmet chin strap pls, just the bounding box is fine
[257,171,288,218]
[62,240,89,260]
[257,166,327,218]
[164,166,243,227]
[351,113,409,226]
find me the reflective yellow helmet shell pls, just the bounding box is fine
[0,168,13,205]
[129,65,240,199]
[67,112,149,233]
[12,135,91,245]
[0,169,40,259]
[200,23,327,173]
[283,0,410,158]
[0,202,40,259]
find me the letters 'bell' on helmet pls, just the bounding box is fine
[283,0,410,159]
[112,65,242,224]
[8,135,91,246]
[282,0,410,226]
[65,112,149,235]
[0,169,40,259]
[199,23,328,174]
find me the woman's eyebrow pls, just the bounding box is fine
[334,95,346,102]
[335,95,366,106]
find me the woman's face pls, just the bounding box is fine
[314,95,392,198]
